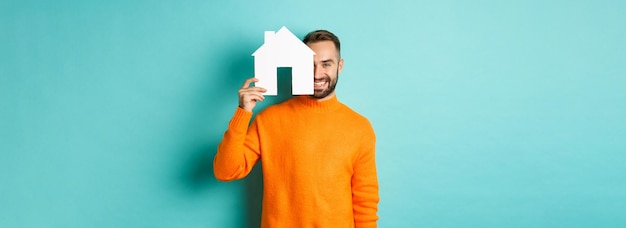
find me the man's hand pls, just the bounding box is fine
[238,78,267,112]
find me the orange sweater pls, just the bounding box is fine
[214,95,379,228]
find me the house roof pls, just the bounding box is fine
[252,26,315,57]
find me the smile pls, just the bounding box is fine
[314,80,328,88]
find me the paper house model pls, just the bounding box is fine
[252,26,315,95]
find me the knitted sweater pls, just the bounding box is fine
[214,95,379,228]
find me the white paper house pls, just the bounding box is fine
[252,26,315,95]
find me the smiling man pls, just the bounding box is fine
[214,30,379,228]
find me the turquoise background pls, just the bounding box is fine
[1,0,625,227]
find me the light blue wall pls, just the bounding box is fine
[2,0,625,227]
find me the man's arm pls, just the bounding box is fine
[213,78,266,181]
[352,127,379,228]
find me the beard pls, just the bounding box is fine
[311,74,339,99]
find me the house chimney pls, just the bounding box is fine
[264,31,274,44]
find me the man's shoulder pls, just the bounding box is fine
[338,103,376,143]
[339,103,374,129]
[340,102,369,118]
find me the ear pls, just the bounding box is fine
[338,58,344,74]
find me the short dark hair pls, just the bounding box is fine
[303,30,341,54]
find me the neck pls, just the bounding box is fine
[296,94,341,112]
[311,92,336,102]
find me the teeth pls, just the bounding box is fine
[314,82,325,86]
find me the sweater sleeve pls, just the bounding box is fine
[352,127,379,228]
[213,107,262,181]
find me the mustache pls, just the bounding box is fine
[314,76,331,82]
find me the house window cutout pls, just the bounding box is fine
[252,26,315,95]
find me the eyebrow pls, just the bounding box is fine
[320,59,335,64]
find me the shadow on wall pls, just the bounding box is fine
[179,38,252,193]
[178,35,296,228]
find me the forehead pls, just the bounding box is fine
[306,40,340,60]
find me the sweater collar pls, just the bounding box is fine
[294,95,342,112]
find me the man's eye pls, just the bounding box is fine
[323,63,331,67]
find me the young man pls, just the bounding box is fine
[214,30,379,228]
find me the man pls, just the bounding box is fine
[214,30,379,228]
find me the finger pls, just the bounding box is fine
[243,91,265,99]
[239,87,267,94]
[240,78,259,89]
[248,86,266,93]
[251,94,265,102]
[239,89,265,100]
[244,94,265,103]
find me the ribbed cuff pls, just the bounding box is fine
[228,107,253,131]
[355,221,377,228]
